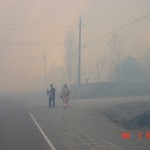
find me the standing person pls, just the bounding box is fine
[61,84,70,108]
[47,84,56,108]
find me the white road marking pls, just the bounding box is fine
[29,112,56,150]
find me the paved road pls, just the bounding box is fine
[1,95,150,150]
[0,98,50,150]
[24,95,150,150]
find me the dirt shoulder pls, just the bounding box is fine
[102,98,150,131]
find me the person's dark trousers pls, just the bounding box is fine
[52,95,55,107]
[49,95,55,108]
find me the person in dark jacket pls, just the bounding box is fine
[47,84,56,108]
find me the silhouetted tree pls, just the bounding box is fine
[116,55,145,81]
[108,34,124,81]
[64,26,77,88]
[96,56,107,82]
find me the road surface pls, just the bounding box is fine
[0,95,150,150]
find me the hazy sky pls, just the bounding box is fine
[0,0,150,93]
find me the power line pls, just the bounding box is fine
[82,0,144,46]
[0,42,73,46]
[89,0,143,31]
[86,13,150,45]
[0,25,77,31]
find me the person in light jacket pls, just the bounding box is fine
[61,84,70,108]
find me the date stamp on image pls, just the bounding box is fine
[121,132,150,139]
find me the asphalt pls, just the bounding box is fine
[1,95,150,150]
[0,98,50,150]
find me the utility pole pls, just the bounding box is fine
[85,78,90,84]
[78,16,82,99]
[43,50,47,91]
